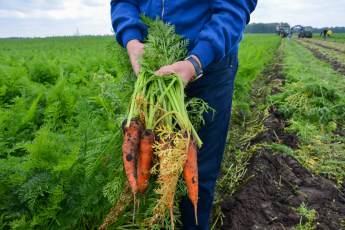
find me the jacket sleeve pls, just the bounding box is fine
[110,0,146,48]
[190,0,257,69]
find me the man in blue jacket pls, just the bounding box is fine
[111,1,257,229]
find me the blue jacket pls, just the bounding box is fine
[110,0,257,69]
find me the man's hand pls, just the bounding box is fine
[155,60,196,85]
[126,39,144,75]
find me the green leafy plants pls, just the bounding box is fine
[292,203,317,230]
[2,26,343,229]
[270,40,345,185]
[0,36,133,229]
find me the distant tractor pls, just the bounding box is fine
[291,25,313,38]
[276,23,291,38]
[299,26,313,38]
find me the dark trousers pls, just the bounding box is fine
[181,53,238,230]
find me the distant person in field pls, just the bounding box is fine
[327,30,333,37]
[323,29,328,39]
[110,0,257,229]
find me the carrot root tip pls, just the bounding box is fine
[194,205,198,225]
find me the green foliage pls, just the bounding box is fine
[0,36,133,229]
[232,35,280,122]
[186,98,214,132]
[216,37,344,229]
[1,31,343,229]
[314,33,345,43]
[27,59,60,84]
[268,143,295,156]
[292,203,317,230]
[270,40,345,185]
[271,81,342,130]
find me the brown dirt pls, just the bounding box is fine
[334,127,345,137]
[248,49,299,150]
[250,106,299,149]
[221,150,345,230]
[301,44,345,76]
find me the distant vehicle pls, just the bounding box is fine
[276,23,291,38]
[291,25,313,38]
[299,26,313,38]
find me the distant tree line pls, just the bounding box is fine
[245,23,283,33]
[245,23,345,33]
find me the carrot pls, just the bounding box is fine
[137,129,155,194]
[183,139,199,225]
[122,118,143,195]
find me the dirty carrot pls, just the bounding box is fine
[122,118,143,195]
[137,129,155,194]
[183,139,199,225]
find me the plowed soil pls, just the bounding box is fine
[221,150,345,230]
[251,106,299,149]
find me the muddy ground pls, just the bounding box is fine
[222,100,345,229]
[250,106,299,149]
[219,45,345,230]
[221,150,345,230]
[249,47,298,149]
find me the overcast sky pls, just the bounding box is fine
[0,0,345,38]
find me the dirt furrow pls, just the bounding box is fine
[298,41,345,76]
[304,39,345,54]
[219,44,345,230]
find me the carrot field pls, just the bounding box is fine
[314,33,345,43]
[0,34,344,229]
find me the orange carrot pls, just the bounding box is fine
[183,139,199,225]
[122,118,143,195]
[137,129,155,194]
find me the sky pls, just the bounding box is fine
[0,0,345,38]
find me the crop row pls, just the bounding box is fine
[271,40,345,185]
[300,39,345,63]
[306,38,345,53]
[0,35,280,229]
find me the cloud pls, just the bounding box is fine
[0,0,109,20]
[0,16,112,38]
[251,0,345,27]
[0,0,63,11]
[0,0,112,37]
[81,0,103,7]
[0,0,344,37]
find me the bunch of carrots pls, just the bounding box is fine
[120,18,208,228]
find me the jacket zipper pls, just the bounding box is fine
[161,0,165,19]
